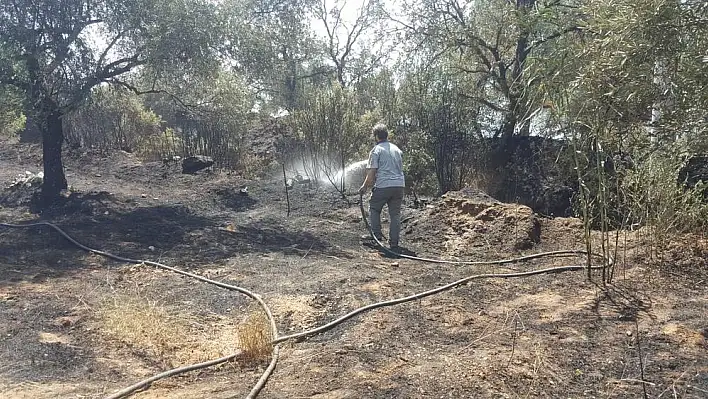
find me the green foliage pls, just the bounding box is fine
[0,0,239,201]
[64,86,165,153]
[0,85,25,136]
[0,0,230,110]
[561,0,708,145]
[401,128,437,195]
[1,0,706,237]
[547,0,708,282]
[134,127,184,164]
[395,64,481,194]
[291,85,372,192]
[140,70,254,167]
[401,0,584,137]
[352,68,398,127]
[623,155,708,241]
[223,0,328,112]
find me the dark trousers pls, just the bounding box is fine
[369,186,405,247]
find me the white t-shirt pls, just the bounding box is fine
[367,141,405,188]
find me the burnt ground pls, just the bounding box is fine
[0,138,707,399]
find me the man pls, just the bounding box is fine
[358,123,405,252]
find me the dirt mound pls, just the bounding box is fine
[659,234,708,273]
[403,188,540,257]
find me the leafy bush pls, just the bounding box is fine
[0,86,25,137]
[140,72,254,169]
[623,154,708,240]
[291,85,371,194]
[64,86,163,153]
[400,127,437,196]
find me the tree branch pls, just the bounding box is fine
[97,55,146,79]
[458,92,507,113]
[525,26,580,54]
[45,19,103,75]
[97,29,128,68]
[451,65,492,75]
[295,68,334,81]
[109,80,209,116]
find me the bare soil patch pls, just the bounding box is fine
[1,140,706,398]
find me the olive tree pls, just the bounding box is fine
[0,0,231,205]
[398,0,584,138]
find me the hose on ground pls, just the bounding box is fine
[273,264,596,344]
[270,195,606,345]
[0,222,279,399]
[1,207,604,398]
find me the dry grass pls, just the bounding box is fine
[94,294,233,367]
[237,309,273,362]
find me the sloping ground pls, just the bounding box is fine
[0,140,706,398]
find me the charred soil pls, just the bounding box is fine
[0,139,707,399]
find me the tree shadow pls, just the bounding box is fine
[0,203,215,288]
[589,282,654,322]
[211,216,354,259]
[1,193,350,288]
[0,185,40,209]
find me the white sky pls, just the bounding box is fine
[309,0,403,51]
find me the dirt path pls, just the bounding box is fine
[1,141,706,398]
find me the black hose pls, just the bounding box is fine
[0,221,279,399]
[1,202,605,399]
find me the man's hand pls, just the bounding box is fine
[360,168,376,195]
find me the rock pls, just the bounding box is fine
[181,155,214,174]
[7,171,43,189]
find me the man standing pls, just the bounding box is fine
[358,123,405,252]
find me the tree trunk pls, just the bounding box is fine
[500,111,517,138]
[41,109,68,206]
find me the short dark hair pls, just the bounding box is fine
[372,123,388,140]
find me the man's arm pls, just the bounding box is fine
[358,168,377,194]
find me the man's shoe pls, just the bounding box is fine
[389,246,415,256]
[360,234,386,242]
